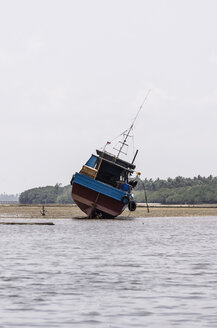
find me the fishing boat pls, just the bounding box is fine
[70,148,137,218]
[70,92,150,218]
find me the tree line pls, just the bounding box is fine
[19,176,217,205]
[19,184,73,204]
[134,175,217,204]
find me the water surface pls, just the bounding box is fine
[1,216,217,327]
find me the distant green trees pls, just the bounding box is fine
[19,184,73,204]
[19,176,217,205]
[134,175,217,204]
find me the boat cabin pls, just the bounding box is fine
[80,150,135,191]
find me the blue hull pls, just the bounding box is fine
[71,173,131,217]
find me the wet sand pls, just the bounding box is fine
[0,204,216,219]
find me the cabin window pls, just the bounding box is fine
[96,160,126,187]
[85,155,98,168]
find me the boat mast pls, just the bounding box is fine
[116,89,151,158]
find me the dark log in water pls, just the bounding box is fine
[0,222,54,225]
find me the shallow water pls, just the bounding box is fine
[1,216,217,327]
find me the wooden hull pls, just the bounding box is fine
[72,182,126,218]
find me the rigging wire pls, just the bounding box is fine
[116,89,151,158]
[131,89,151,127]
[132,125,135,157]
[100,89,151,157]
[110,129,128,144]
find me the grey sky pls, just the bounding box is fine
[1,0,217,194]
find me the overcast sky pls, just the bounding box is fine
[1,0,217,194]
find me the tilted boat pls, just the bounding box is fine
[70,92,150,218]
[71,148,138,218]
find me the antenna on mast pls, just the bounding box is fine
[116,89,151,158]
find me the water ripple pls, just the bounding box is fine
[1,216,217,327]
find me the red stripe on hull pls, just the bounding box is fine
[72,183,125,218]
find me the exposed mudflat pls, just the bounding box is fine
[0,204,216,219]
